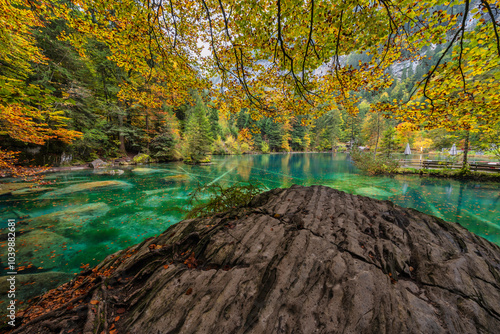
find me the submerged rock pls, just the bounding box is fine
[0,182,34,196]
[11,187,55,196]
[13,186,500,334]
[143,187,179,196]
[162,174,189,182]
[41,180,130,197]
[21,203,110,234]
[131,167,157,174]
[0,271,74,312]
[355,186,394,198]
[8,230,70,270]
[94,169,124,175]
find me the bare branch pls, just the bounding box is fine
[481,0,500,57]
[301,0,320,86]
[334,10,347,101]
[276,0,315,103]
[200,0,229,78]
[215,0,272,111]
[408,0,470,107]
[375,0,398,70]
[168,0,178,48]
[458,3,469,97]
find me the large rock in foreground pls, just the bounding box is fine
[13,186,500,334]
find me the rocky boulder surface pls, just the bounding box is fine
[89,159,109,169]
[12,185,500,334]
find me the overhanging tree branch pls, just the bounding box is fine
[481,0,500,57]
[301,0,320,87]
[409,0,470,108]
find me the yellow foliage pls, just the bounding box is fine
[414,138,434,151]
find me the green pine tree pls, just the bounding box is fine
[379,127,399,157]
[184,94,214,163]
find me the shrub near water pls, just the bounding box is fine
[133,153,151,164]
[260,142,270,154]
[350,149,400,175]
[186,182,265,218]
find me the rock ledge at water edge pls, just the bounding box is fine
[13,185,500,334]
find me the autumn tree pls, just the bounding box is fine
[395,122,418,147]
[195,0,500,165]
[237,128,254,153]
[3,0,500,170]
[0,0,82,175]
[361,111,386,155]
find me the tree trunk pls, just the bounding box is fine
[118,108,127,156]
[350,116,355,149]
[146,112,150,151]
[463,130,470,169]
[373,113,380,157]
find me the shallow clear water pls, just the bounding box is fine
[1,153,499,304]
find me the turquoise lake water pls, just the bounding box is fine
[1,153,499,305]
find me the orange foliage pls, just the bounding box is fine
[184,252,198,269]
[0,0,82,176]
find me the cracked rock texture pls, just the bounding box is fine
[15,185,500,334]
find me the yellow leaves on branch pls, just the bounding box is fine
[2,0,500,154]
[0,0,46,77]
[57,0,205,111]
[396,122,419,134]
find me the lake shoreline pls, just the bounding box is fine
[1,153,498,318]
[393,168,500,182]
[10,185,500,334]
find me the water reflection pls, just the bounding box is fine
[237,156,253,181]
[0,153,498,305]
[402,182,408,195]
[446,184,453,198]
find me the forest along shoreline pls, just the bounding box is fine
[35,151,500,183]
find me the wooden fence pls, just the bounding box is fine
[398,159,500,172]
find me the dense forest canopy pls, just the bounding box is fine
[1,0,499,171]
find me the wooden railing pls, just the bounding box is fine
[469,161,500,172]
[398,159,500,172]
